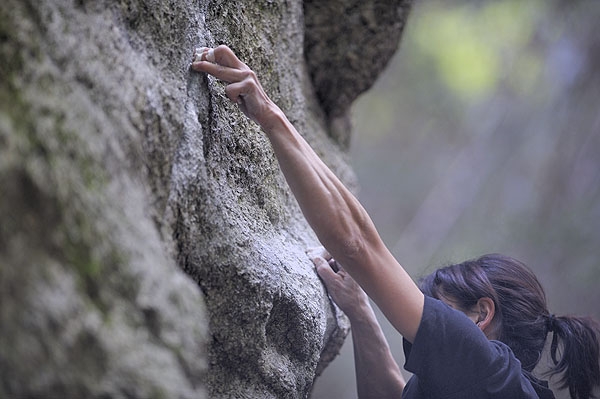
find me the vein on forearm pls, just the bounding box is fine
[265,112,373,265]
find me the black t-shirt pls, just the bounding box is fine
[402,296,555,399]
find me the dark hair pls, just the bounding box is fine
[419,253,600,399]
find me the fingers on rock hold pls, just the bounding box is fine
[306,247,322,260]
[193,47,206,62]
[193,47,215,63]
[305,246,331,261]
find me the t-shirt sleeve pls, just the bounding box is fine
[402,296,538,398]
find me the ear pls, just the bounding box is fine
[475,297,496,337]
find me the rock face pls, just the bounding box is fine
[0,0,411,398]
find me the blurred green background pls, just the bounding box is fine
[312,0,600,398]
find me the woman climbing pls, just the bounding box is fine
[191,45,600,398]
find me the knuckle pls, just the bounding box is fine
[214,45,231,65]
[241,69,257,80]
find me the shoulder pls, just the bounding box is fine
[404,296,496,376]
[403,296,543,398]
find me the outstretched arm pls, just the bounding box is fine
[309,248,406,398]
[191,45,424,342]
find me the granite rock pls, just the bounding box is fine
[0,0,410,397]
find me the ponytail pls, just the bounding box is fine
[547,314,600,399]
[420,254,600,399]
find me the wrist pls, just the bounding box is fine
[257,102,287,134]
[344,295,376,324]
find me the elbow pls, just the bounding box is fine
[322,232,366,268]
[325,211,373,265]
[340,233,366,261]
[312,191,380,266]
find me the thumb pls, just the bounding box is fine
[311,256,338,285]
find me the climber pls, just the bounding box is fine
[191,45,600,399]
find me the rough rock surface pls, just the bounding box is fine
[0,0,411,398]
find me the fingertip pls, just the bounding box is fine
[193,46,208,63]
[311,256,333,277]
[190,61,204,72]
[309,255,323,266]
[306,246,330,260]
[305,247,322,259]
[310,256,327,272]
[190,60,212,73]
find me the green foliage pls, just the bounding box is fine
[408,0,544,101]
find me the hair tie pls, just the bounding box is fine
[546,313,557,332]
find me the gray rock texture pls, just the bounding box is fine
[0,0,411,398]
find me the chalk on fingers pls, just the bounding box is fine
[193,47,216,63]
[206,48,215,63]
[193,47,205,62]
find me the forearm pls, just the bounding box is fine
[349,301,406,398]
[262,106,375,265]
